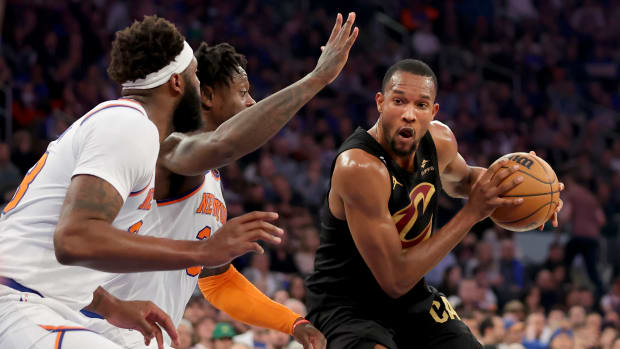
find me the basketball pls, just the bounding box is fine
[489,152,561,232]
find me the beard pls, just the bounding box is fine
[172,80,202,133]
[383,125,417,157]
[390,137,417,156]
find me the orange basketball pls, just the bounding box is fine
[489,152,561,232]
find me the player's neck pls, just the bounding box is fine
[202,116,218,132]
[122,94,174,142]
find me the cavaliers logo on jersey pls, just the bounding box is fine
[392,182,436,248]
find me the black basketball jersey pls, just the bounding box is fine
[306,127,443,319]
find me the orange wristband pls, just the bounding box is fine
[292,319,311,332]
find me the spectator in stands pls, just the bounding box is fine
[479,315,506,348]
[562,174,606,295]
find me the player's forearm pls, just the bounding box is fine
[198,265,301,334]
[168,73,327,175]
[393,209,478,296]
[446,166,485,199]
[54,220,206,272]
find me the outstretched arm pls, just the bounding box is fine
[333,148,522,298]
[54,176,283,272]
[161,13,359,176]
[198,265,326,349]
[431,121,565,227]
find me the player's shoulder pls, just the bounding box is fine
[82,99,157,138]
[428,120,457,159]
[428,120,455,145]
[85,98,147,119]
[334,148,390,189]
[336,148,389,175]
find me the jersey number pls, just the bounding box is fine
[2,152,49,214]
[186,226,212,277]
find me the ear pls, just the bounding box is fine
[375,92,384,114]
[169,73,183,95]
[431,102,440,120]
[201,86,215,108]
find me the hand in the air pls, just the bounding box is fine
[312,12,359,85]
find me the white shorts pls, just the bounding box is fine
[0,284,123,349]
[84,317,173,349]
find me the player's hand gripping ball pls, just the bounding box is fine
[489,152,561,232]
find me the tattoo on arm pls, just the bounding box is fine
[66,175,123,222]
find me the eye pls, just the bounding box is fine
[417,102,428,108]
[240,90,248,97]
[394,98,403,105]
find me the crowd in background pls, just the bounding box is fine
[1,0,619,348]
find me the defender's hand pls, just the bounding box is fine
[293,320,327,349]
[200,211,284,267]
[311,12,359,85]
[105,300,179,349]
[463,158,524,222]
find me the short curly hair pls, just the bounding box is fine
[108,15,185,84]
[195,42,247,92]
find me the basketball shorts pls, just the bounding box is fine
[84,316,175,349]
[307,290,482,349]
[0,284,124,349]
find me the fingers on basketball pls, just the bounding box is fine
[489,152,560,232]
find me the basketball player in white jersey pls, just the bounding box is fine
[0,13,357,349]
[83,42,332,349]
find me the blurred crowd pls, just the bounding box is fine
[1,0,619,348]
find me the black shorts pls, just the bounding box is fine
[307,292,482,349]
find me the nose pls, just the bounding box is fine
[402,104,416,122]
[247,94,256,107]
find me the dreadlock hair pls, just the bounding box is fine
[194,42,248,93]
[108,15,185,85]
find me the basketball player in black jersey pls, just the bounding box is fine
[305,59,563,349]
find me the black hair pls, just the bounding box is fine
[479,316,495,337]
[381,59,438,96]
[108,15,185,84]
[195,42,248,92]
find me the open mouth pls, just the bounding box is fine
[398,128,414,139]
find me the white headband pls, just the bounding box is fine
[122,41,194,90]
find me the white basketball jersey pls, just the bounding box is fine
[0,98,159,311]
[87,171,226,347]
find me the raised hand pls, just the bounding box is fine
[293,320,327,349]
[199,211,284,267]
[311,12,359,85]
[463,158,524,222]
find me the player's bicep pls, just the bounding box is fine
[58,174,123,225]
[161,131,234,176]
[440,152,471,197]
[429,121,470,197]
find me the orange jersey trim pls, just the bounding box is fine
[80,103,145,125]
[129,176,153,197]
[40,325,91,332]
[117,98,143,108]
[157,180,206,207]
